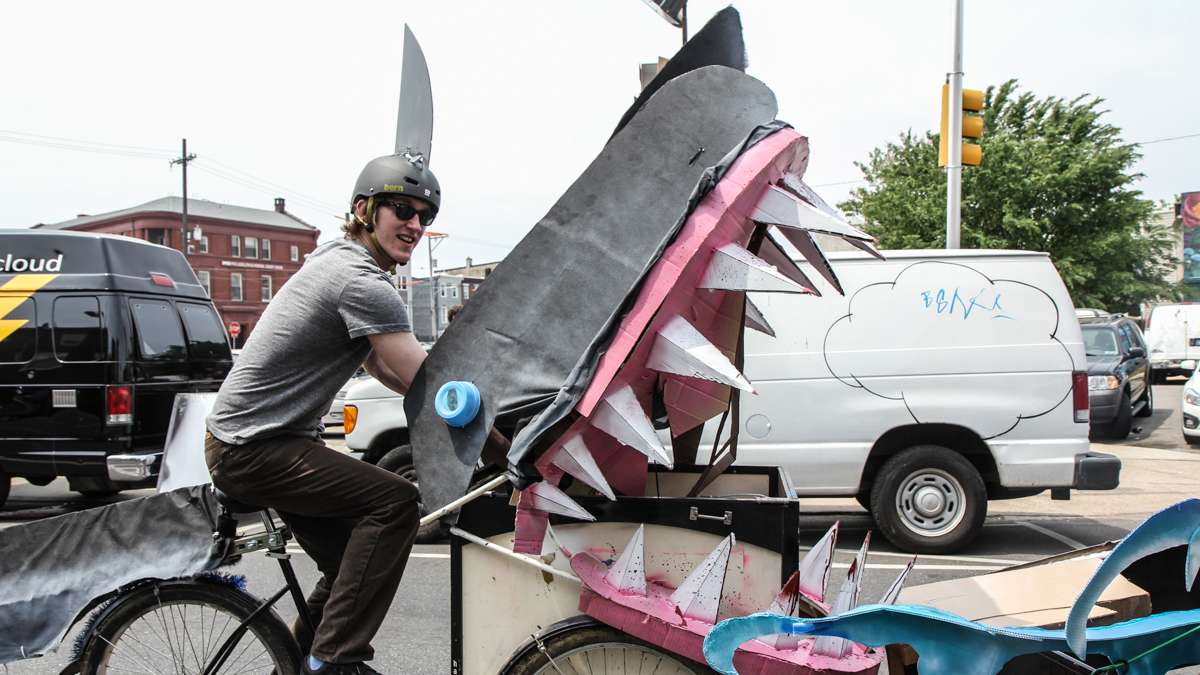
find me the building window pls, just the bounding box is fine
[449,286,459,299]
[290,244,299,262]
[261,239,271,260]
[261,274,272,302]
[198,270,211,297]
[440,306,450,325]
[231,235,241,257]
[399,276,408,291]
[147,228,168,246]
[230,273,243,301]
[463,285,471,300]
[439,284,446,299]
[199,236,209,254]
[187,243,195,255]
[245,237,258,259]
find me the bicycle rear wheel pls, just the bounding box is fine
[80,578,301,675]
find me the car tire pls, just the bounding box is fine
[1134,383,1153,418]
[377,445,445,544]
[0,469,10,510]
[1185,433,1200,447]
[1104,389,1134,439]
[869,445,987,554]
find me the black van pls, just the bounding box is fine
[0,230,232,507]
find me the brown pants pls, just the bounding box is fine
[205,433,420,664]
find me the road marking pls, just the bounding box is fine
[1017,520,1086,549]
[805,547,1019,566]
[285,545,449,560]
[832,562,1004,572]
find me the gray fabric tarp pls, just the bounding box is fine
[0,486,222,664]
[404,32,784,512]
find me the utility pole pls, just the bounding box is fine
[424,231,448,339]
[170,138,197,254]
[945,0,964,249]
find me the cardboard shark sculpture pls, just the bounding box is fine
[702,500,1200,675]
[406,8,878,527]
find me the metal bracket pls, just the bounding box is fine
[689,506,733,525]
[532,633,567,675]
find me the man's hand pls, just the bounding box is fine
[364,332,427,395]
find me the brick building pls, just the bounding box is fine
[34,196,320,346]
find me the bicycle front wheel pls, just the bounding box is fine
[80,578,301,675]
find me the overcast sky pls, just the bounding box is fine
[2,1,1197,275]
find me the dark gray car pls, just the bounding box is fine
[1081,316,1152,438]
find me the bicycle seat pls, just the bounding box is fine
[212,487,265,514]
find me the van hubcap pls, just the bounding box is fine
[896,469,966,538]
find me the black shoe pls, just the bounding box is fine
[302,659,382,675]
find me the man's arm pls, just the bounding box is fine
[364,331,427,395]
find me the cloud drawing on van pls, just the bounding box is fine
[822,261,1078,439]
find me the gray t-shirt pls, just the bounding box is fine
[207,238,411,444]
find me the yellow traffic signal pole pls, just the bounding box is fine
[946,0,965,249]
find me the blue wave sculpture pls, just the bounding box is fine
[704,499,1200,675]
[1066,498,1200,657]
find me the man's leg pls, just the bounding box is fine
[278,513,353,655]
[207,435,419,663]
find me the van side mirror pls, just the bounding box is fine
[1127,346,1145,359]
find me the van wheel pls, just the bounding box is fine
[1134,384,1153,418]
[869,445,987,554]
[0,470,10,509]
[377,445,445,544]
[1104,390,1134,439]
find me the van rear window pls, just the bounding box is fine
[130,299,186,361]
[53,296,109,362]
[178,303,229,360]
[0,297,36,363]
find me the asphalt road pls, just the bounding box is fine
[3,387,1198,673]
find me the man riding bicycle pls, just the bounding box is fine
[206,152,440,674]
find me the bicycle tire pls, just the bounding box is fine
[503,624,713,674]
[80,578,301,675]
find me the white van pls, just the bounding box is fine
[712,248,1119,553]
[1144,303,1200,381]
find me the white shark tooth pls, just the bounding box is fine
[743,296,775,337]
[757,232,820,295]
[591,385,674,468]
[604,525,647,596]
[811,532,870,659]
[670,534,735,624]
[647,316,755,394]
[548,432,616,501]
[523,481,595,521]
[754,184,873,242]
[847,237,885,260]
[700,243,812,294]
[798,522,839,602]
[774,226,844,295]
[758,572,802,650]
[879,556,916,606]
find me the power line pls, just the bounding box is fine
[1131,132,1200,146]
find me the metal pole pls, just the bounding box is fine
[428,237,438,339]
[945,0,964,249]
[680,1,688,45]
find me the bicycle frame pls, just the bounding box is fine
[197,506,313,675]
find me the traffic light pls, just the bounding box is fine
[939,83,985,167]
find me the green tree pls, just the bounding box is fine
[839,79,1175,313]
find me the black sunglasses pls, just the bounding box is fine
[380,199,435,227]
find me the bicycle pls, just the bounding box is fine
[75,487,311,674]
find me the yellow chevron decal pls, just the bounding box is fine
[0,274,57,342]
